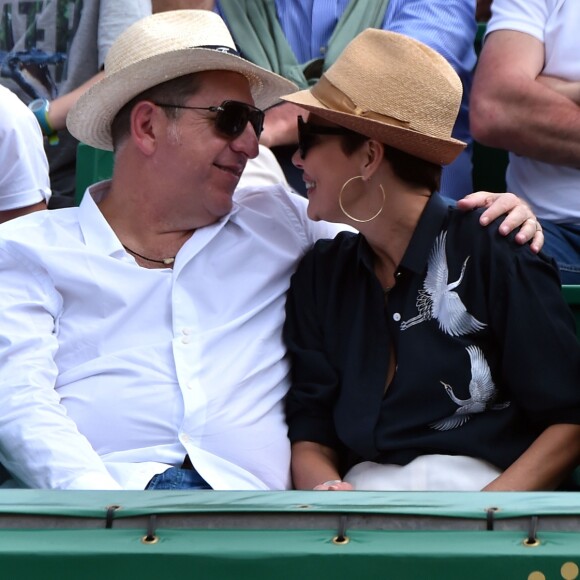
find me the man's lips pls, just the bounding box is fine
[215,163,244,178]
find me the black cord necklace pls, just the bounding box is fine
[122,244,175,265]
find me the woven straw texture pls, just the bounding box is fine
[283,29,465,165]
[68,10,296,151]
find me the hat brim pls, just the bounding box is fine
[282,88,466,166]
[68,48,297,151]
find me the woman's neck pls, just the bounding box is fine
[362,185,431,290]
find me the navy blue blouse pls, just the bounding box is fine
[284,194,580,472]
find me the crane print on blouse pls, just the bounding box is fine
[399,231,510,431]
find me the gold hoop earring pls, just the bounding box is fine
[339,175,386,223]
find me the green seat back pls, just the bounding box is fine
[562,285,580,340]
[75,143,114,205]
[472,21,509,193]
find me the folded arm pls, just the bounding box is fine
[470,30,580,168]
[537,74,580,106]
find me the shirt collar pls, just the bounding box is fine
[78,180,242,261]
[399,193,449,275]
[356,193,449,275]
[78,180,125,258]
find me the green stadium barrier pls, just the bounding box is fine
[75,142,114,205]
[0,490,579,579]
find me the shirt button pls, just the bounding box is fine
[182,328,191,335]
[180,434,189,443]
[393,313,401,322]
[181,336,190,344]
[320,46,327,54]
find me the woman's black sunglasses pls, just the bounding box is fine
[297,115,353,159]
[154,100,265,139]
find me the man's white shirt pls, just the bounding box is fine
[0,181,343,490]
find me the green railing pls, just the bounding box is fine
[0,490,578,578]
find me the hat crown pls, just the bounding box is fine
[324,29,462,140]
[104,10,236,77]
[67,10,297,151]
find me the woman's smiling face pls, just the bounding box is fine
[291,114,365,223]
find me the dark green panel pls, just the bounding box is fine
[0,492,578,578]
[75,143,114,204]
[0,529,576,580]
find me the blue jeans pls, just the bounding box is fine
[146,466,212,490]
[540,220,580,284]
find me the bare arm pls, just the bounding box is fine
[0,202,47,224]
[483,424,580,491]
[291,441,353,491]
[537,75,580,105]
[470,30,580,167]
[48,71,105,131]
[457,191,544,253]
[259,102,305,149]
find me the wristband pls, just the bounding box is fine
[28,98,59,145]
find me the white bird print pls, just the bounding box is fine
[400,231,486,336]
[430,345,510,431]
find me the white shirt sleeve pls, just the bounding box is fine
[97,0,152,66]
[0,243,121,489]
[282,186,356,244]
[0,87,51,211]
[486,0,550,42]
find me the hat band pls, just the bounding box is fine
[310,75,411,129]
[198,45,241,57]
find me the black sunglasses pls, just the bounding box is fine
[297,115,353,159]
[154,100,265,139]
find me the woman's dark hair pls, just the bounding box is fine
[339,131,442,194]
[111,73,202,150]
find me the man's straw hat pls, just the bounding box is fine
[67,10,297,151]
[282,29,466,165]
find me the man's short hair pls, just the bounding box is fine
[111,73,202,150]
[340,132,442,194]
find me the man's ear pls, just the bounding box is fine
[130,101,160,155]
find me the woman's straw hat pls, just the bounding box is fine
[67,10,296,151]
[282,29,466,165]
